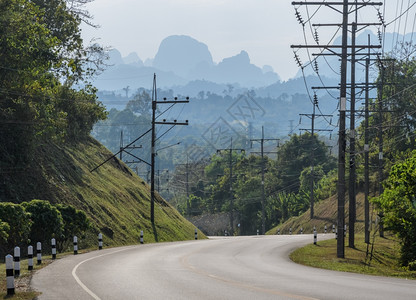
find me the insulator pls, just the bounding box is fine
[294,53,303,68]
[377,10,385,26]
[314,60,319,73]
[378,29,383,44]
[299,116,302,124]
[314,29,319,44]
[313,93,318,105]
[295,10,305,26]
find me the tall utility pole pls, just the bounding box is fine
[151,74,189,224]
[217,138,244,236]
[300,95,332,219]
[348,16,358,249]
[337,0,349,260]
[291,0,383,258]
[377,61,385,238]
[250,127,279,234]
[364,35,371,244]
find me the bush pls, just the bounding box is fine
[0,202,31,248]
[55,204,90,249]
[22,200,64,244]
[0,219,10,242]
[373,151,416,266]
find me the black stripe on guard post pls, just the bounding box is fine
[73,236,78,255]
[51,238,56,259]
[28,246,33,271]
[13,247,20,277]
[37,242,42,265]
[98,233,103,250]
[6,254,15,295]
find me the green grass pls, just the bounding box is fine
[290,233,416,279]
[0,258,49,299]
[3,137,206,247]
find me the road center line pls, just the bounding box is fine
[180,250,320,300]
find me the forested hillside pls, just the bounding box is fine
[0,0,202,256]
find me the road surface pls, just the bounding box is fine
[31,235,416,299]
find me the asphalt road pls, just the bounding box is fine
[31,235,416,299]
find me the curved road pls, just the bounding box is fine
[31,235,416,299]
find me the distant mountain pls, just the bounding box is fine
[213,50,279,86]
[123,52,144,67]
[92,35,281,92]
[107,49,125,66]
[153,35,214,77]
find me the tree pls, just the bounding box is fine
[373,151,416,267]
[56,84,107,140]
[0,202,31,249]
[55,204,90,242]
[0,220,9,243]
[0,0,106,168]
[126,90,153,117]
[271,133,336,194]
[22,200,64,244]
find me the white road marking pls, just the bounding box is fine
[71,247,133,300]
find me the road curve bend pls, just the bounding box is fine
[31,235,416,299]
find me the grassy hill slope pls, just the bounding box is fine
[0,137,204,247]
[266,193,377,235]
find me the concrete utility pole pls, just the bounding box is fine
[217,138,244,236]
[250,127,279,235]
[364,35,371,245]
[291,0,383,258]
[151,74,189,224]
[348,16,357,249]
[299,95,332,219]
[377,61,385,238]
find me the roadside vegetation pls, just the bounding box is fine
[291,233,416,279]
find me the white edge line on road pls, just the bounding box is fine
[71,247,133,300]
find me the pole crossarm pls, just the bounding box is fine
[123,150,151,167]
[155,121,189,125]
[300,113,333,118]
[312,52,381,57]
[313,22,382,27]
[291,44,381,49]
[124,145,142,150]
[155,100,189,104]
[292,1,382,5]
[250,151,278,154]
[300,128,333,132]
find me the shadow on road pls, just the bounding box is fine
[152,223,159,242]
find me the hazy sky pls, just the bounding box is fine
[81,1,413,81]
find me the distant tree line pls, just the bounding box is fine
[171,132,336,235]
